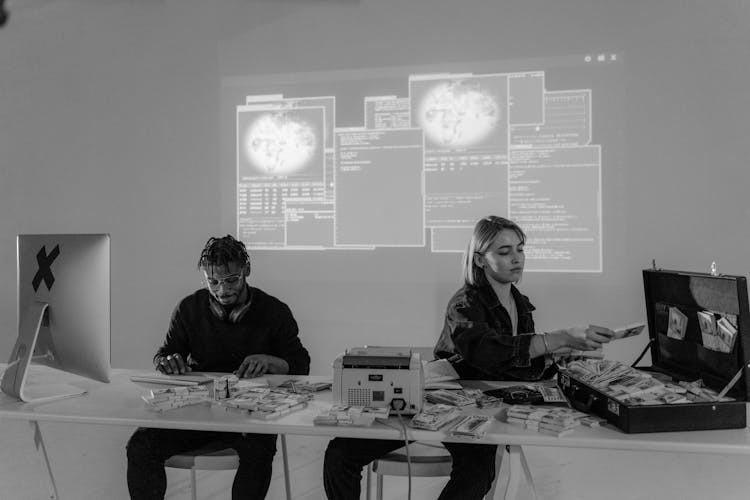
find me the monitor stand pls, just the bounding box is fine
[1,302,86,403]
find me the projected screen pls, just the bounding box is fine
[224,53,623,272]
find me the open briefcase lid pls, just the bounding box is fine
[642,268,750,400]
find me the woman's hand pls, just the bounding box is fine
[546,325,615,352]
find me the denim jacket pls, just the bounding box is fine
[434,283,554,381]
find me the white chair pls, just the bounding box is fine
[367,442,536,500]
[165,434,292,500]
[368,442,453,500]
[487,445,537,500]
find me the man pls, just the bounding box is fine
[127,235,310,500]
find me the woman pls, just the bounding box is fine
[434,215,608,381]
[323,216,611,500]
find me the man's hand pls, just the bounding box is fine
[155,353,191,375]
[235,354,287,378]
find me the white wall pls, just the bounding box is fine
[2,2,750,500]
[1,0,749,376]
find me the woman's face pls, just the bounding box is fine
[475,229,525,285]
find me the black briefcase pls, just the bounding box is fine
[558,269,749,433]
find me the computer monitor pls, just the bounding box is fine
[1,234,110,403]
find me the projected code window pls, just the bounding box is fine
[509,71,545,125]
[335,128,424,247]
[509,146,601,272]
[227,53,620,270]
[284,199,335,249]
[238,183,326,248]
[511,90,591,148]
[236,103,327,249]
[364,96,411,129]
[410,73,510,229]
[508,87,600,271]
[243,95,337,201]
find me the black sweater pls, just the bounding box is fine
[155,286,310,375]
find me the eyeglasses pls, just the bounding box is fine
[203,272,244,289]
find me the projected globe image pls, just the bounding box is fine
[419,80,500,148]
[244,111,317,175]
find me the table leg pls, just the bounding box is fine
[280,434,292,500]
[485,445,506,499]
[516,445,537,499]
[30,420,59,499]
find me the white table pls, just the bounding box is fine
[2,367,750,499]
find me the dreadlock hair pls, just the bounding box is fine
[198,235,251,274]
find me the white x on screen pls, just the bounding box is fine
[1,234,110,403]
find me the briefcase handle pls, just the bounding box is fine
[568,385,597,413]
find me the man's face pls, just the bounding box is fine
[202,262,247,307]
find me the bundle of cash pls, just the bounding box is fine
[608,376,664,399]
[538,385,568,403]
[213,374,240,400]
[500,405,604,436]
[558,347,605,360]
[424,389,478,407]
[563,359,736,405]
[716,316,739,353]
[589,322,645,340]
[410,404,462,430]
[696,309,742,354]
[217,388,312,419]
[566,360,662,397]
[558,324,644,362]
[604,375,718,405]
[448,414,492,439]
[564,359,639,389]
[696,311,738,353]
[667,306,688,340]
[313,405,389,426]
[277,379,332,393]
[678,379,733,402]
[619,387,690,406]
[474,393,504,409]
[142,385,211,412]
[313,404,359,426]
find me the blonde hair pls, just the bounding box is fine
[462,216,526,287]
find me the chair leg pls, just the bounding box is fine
[485,444,506,499]
[366,463,372,500]
[190,468,197,500]
[516,446,537,500]
[503,446,521,500]
[376,471,384,500]
[280,434,292,500]
[503,446,536,500]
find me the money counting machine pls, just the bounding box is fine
[332,346,424,415]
